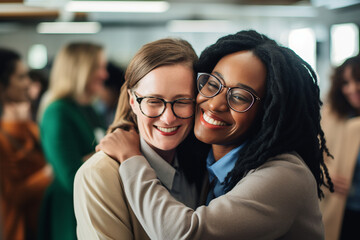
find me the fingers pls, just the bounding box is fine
[331,175,350,196]
[95,144,101,152]
[129,127,137,133]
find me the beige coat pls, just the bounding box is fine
[120,152,324,240]
[74,151,150,240]
[320,105,360,240]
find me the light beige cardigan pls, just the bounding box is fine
[320,105,360,240]
[120,152,324,240]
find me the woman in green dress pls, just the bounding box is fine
[38,42,108,240]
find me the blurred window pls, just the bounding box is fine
[289,28,316,71]
[28,44,48,69]
[331,23,359,66]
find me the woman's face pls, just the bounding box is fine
[2,60,31,103]
[342,65,360,112]
[129,64,195,152]
[194,51,266,148]
[86,50,108,96]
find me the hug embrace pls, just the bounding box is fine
[75,30,333,240]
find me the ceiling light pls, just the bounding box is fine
[167,20,234,33]
[65,1,169,13]
[37,22,101,34]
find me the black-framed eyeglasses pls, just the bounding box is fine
[197,72,261,113]
[133,91,195,119]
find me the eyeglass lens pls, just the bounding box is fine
[197,73,255,112]
[139,97,195,118]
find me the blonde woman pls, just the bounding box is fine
[74,38,209,239]
[38,42,108,240]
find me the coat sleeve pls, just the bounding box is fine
[119,155,310,240]
[74,151,141,240]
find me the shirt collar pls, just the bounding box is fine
[206,143,246,183]
[140,137,177,190]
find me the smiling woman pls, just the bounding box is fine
[98,30,334,240]
[128,64,196,155]
[195,51,266,148]
[74,38,209,240]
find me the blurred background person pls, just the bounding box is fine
[37,42,108,240]
[93,61,125,127]
[320,55,360,240]
[28,69,49,122]
[0,48,52,240]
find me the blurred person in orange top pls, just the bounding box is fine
[0,47,52,240]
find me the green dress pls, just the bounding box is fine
[38,98,105,240]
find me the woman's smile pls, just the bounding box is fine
[155,125,181,135]
[201,110,228,127]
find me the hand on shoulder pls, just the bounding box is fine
[96,128,142,163]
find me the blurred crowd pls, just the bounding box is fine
[0,43,125,240]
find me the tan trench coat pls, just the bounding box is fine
[320,105,360,240]
[74,151,150,240]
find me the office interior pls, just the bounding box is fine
[0,0,360,98]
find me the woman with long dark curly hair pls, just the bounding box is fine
[320,55,360,240]
[98,30,333,239]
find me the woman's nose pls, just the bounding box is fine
[207,91,229,112]
[159,104,177,124]
[102,69,109,80]
[348,81,360,92]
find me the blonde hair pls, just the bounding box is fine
[40,42,103,113]
[108,38,198,133]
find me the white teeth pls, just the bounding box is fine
[157,126,178,133]
[203,113,226,126]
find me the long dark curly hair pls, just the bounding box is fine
[196,30,333,199]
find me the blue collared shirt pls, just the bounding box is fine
[206,143,246,205]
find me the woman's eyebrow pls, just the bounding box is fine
[140,93,193,99]
[213,71,224,81]
[213,71,258,95]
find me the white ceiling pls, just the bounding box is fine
[0,0,359,24]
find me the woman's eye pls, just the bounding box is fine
[175,100,193,105]
[232,95,247,102]
[146,99,163,105]
[207,80,219,89]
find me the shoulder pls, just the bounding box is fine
[233,152,317,203]
[75,151,121,185]
[46,98,73,110]
[257,152,314,184]
[322,104,360,135]
[262,152,309,170]
[42,99,77,118]
[321,104,345,129]
[347,115,360,131]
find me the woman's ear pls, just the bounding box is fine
[128,89,136,113]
